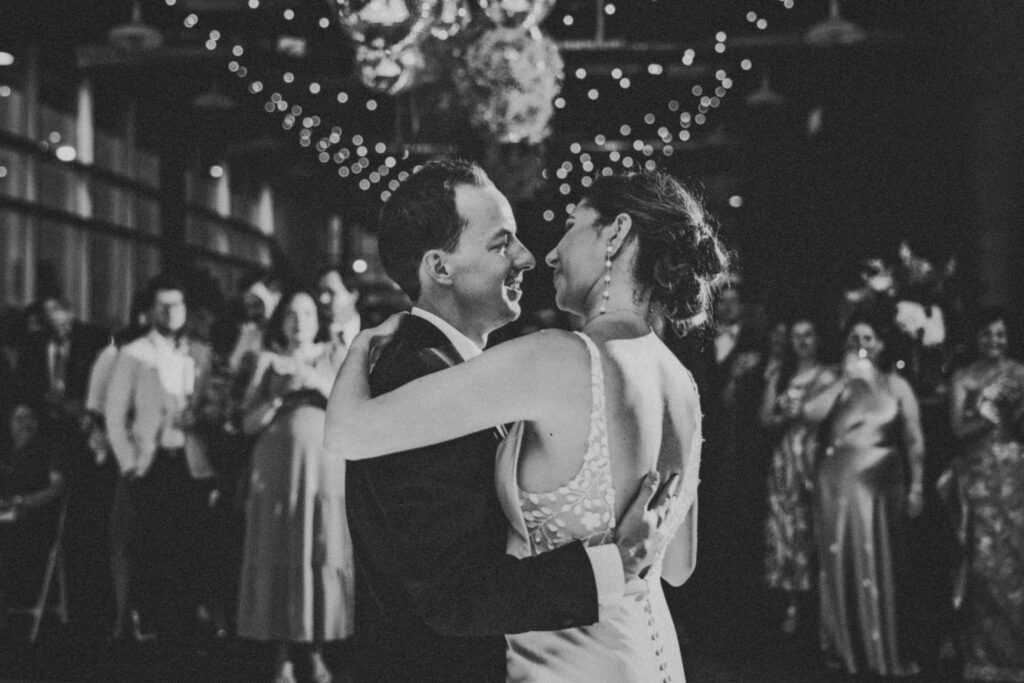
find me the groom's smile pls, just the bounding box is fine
[446,183,536,335]
[503,273,524,304]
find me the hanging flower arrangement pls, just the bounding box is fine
[357,43,427,95]
[453,27,563,145]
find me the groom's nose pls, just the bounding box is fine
[513,240,536,272]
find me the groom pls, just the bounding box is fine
[343,159,676,681]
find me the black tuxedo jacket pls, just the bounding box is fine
[15,321,110,405]
[346,314,599,682]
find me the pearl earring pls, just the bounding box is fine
[599,242,613,315]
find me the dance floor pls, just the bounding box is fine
[0,624,961,682]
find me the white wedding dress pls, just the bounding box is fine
[495,332,700,682]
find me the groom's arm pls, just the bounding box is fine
[349,345,611,636]
[353,447,604,636]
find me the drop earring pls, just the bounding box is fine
[599,242,613,315]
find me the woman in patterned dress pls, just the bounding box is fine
[759,317,834,637]
[949,306,1024,682]
[327,170,731,681]
[236,291,354,683]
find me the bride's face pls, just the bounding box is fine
[545,200,611,316]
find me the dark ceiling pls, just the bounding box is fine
[0,0,987,314]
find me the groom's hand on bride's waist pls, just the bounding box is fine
[614,470,683,581]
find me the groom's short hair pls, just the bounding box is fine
[378,158,491,302]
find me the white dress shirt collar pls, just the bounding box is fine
[148,328,183,352]
[714,322,740,364]
[410,307,483,361]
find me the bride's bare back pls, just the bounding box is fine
[519,333,700,520]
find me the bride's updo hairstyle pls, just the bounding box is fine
[580,170,731,334]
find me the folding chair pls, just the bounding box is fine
[7,498,70,643]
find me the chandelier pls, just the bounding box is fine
[333,0,563,144]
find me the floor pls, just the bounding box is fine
[0,617,963,683]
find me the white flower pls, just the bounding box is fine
[454,27,564,145]
[921,305,945,347]
[896,300,946,346]
[357,0,410,26]
[895,300,926,337]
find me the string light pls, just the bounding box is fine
[175,3,401,191]
[171,1,779,199]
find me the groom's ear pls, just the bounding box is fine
[423,250,453,286]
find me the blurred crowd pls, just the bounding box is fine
[665,242,1023,682]
[0,267,371,683]
[0,238,1022,683]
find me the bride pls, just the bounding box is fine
[326,170,730,681]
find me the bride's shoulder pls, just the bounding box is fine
[489,329,590,374]
[503,328,585,353]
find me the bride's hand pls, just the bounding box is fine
[355,312,406,360]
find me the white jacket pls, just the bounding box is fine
[104,331,213,479]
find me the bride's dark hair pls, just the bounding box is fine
[580,170,731,334]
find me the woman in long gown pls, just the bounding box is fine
[236,291,354,683]
[949,306,1024,681]
[326,170,730,681]
[759,317,834,637]
[802,311,924,677]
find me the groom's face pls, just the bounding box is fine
[446,184,535,331]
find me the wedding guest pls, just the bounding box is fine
[759,316,835,637]
[671,278,769,648]
[104,275,215,640]
[62,409,119,646]
[14,295,109,427]
[83,293,150,642]
[0,398,68,632]
[803,309,923,676]
[763,319,789,381]
[949,306,1024,681]
[228,278,281,374]
[236,290,352,683]
[316,266,361,367]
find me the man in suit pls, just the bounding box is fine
[317,265,362,368]
[670,279,770,649]
[14,295,109,427]
[104,275,215,640]
[343,159,673,681]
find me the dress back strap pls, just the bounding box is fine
[572,331,606,422]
